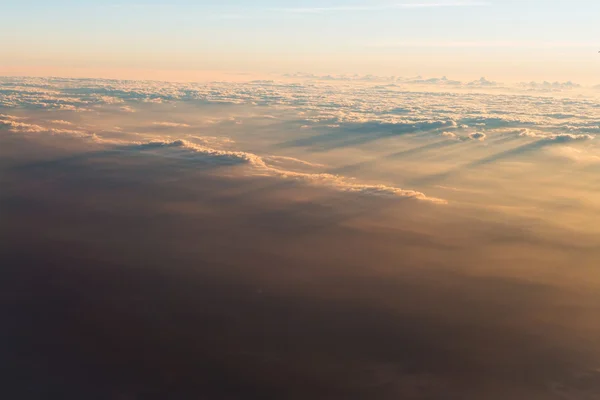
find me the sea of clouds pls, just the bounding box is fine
[1,75,600,213]
[3,75,600,399]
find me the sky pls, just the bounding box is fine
[2,0,600,82]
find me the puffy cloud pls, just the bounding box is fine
[468,132,487,141]
[518,80,581,91]
[129,139,267,167]
[467,77,498,87]
[548,134,595,143]
[92,95,124,104]
[0,119,46,133]
[0,114,91,137]
[520,129,594,142]
[0,114,23,120]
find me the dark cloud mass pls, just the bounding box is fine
[2,78,600,399]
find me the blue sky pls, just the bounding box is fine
[2,0,600,81]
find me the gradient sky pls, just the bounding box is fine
[2,0,600,81]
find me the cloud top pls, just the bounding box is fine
[468,132,487,141]
[127,139,447,204]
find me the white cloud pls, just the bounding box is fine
[0,119,46,133]
[131,139,267,167]
[92,95,124,104]
[0,114,91,137]
[0,114,23,120]
[59,105,93,112]
[520,130,594,142]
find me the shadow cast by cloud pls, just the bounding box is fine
[328,139,461,176]
[409,137,590,186]
[278,121,454,152]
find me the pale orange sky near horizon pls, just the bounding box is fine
[4,0,600,84]
[2,52,600,85]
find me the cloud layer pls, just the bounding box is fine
[3,75,600,400]
[0,110,445,204]
[2,75,599,213]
